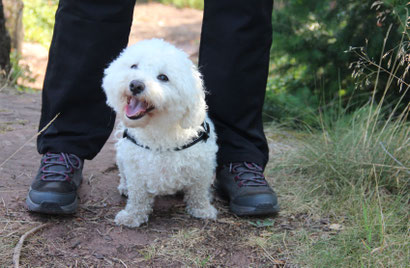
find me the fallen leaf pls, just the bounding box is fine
[329,223,343,231]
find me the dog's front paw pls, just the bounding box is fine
[114,209,148,228]
[187,205,217,220]
[118,184,128,197]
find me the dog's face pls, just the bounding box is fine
[102,39,206,129]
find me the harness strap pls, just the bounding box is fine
[123,122,210,151]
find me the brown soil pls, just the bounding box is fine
[0,3,298,267]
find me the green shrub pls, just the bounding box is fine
[22,0,58,47]
[7,51,35,91]
[157,0,203,10]
[264,0,408,125]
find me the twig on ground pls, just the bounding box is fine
[5,230,20,238]
[0,113,60,168]
[1,196,9,216]
[13,223,51,268]
[0,220,41,224]
[112,258,128,268]
[257,240,285,266]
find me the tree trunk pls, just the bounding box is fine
[0,0,11,72]
[3,0,23,55]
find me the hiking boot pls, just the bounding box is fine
[215,162,279,216]
[26,152,84,214]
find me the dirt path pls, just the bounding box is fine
[0,3,295,267]
[19,2,203,90]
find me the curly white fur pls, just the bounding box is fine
[102,39,218,228]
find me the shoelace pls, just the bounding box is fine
[229,162,268,187]
[40,152,81,182]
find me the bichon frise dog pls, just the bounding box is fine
[102,39,218,228]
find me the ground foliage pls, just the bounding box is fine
[267,102,409,266]
[265,0,408,126]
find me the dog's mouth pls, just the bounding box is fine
[125,96,155,120]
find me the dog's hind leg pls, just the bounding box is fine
[116,158,128,197]
[115,184,154,228]
[184,179,217,220]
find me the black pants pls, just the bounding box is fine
[38,0,273,168]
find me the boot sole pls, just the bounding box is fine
[230,202,279,216]
[26,192,78,215]
[214,184,280,216]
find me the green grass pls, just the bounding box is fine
[263,100,409,267]
[298,106,408,194]
[294,188,409,267]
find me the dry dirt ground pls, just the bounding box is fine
[0,3,302,267]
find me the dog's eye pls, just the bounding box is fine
[131,64,138,69]
[157,74,169,82]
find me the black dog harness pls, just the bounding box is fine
[123,122,210,151]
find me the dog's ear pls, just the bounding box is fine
[180,66,207,129]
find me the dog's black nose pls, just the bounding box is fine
[129,80,145,95]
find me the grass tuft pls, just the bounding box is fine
[264,100,409,267]
[297,105,408,195]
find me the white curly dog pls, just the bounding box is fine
[102,39,218,227]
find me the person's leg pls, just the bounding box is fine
[28,0,136,214]
[199,0,278,216]
[37,0,136,160]
[199,0,272,169]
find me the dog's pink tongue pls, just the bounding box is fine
[126,97,148,117]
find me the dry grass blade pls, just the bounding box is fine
[379,141,410,175]
[258,241,285,266]
[13,223,51,268]
[0,113,60,168]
